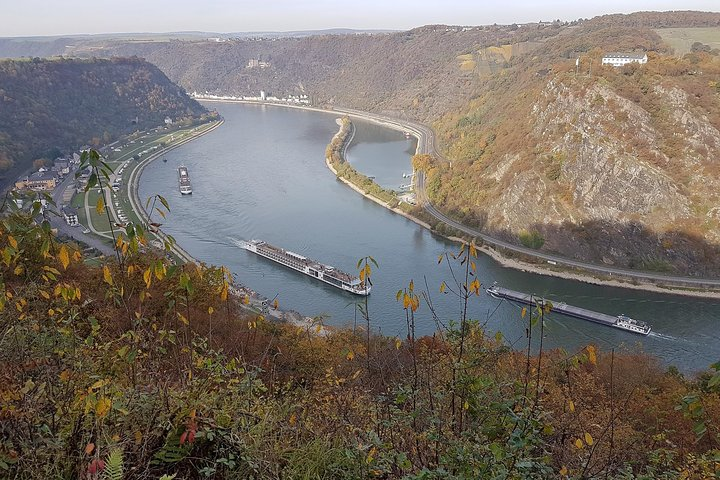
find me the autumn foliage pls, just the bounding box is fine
[0,196,719,478]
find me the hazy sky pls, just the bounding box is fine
[3,0,719,37]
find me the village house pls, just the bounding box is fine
[61,206,79,226]
[15,170,57,191]
[601,52,648,67]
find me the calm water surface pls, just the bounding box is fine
[139,102,720,372]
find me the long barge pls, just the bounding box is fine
[487,284,651,335]
[178,165,192,195]
[236,239,370,296]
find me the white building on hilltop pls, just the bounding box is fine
[602,53,648,67]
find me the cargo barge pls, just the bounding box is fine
[487,284,651,335]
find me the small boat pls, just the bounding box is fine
[178,166,192,194]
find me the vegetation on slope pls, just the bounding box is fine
[326,118,402,208]
[0,57,206,184]
[424,18,720,275]
[1,159,719,478]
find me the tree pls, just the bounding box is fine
[0,151,13,171]
[32,158,46,170]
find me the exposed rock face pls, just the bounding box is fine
[469,72,720,273]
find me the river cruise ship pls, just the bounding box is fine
[178,166,192,194]
[237,239,371,295]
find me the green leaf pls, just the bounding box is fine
[86,173,98,191]
[157,194,170,212]
[103,448,124,480]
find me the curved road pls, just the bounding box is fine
[334,107,720,289]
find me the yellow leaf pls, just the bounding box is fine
[440,281,446,293]
[95,397,111,418]
[48,308,55,317]
[587,345,597,365]
[134,431,143,445]
[103,265,113,286]
[127,265,135,275]
[7,235,17,249]
[463,400,469,410]
[59,245,70,270]
[395,338,402,350]
[315,324,322,333]
[403,293,410,309]
[273,299,279,309]
[289,413,297,426]
[521,307,527,318]
[584,432,594,446]
[73,251,82,262]
[13,265,23,275]
[568,400,575,413]
[143,268,152,288]
[366,446,377,464]
[346,350,355,361]
[469,243,477,258]
[359,269,365,281]
[208,306,214,315]
[89,379,110,391]
[59,370,71,382]
[177,312,189,325]
[96,196,105,215]
[574,438,584,449]
[560,466,568,476]
[220,284,228,301]
[243,295,250,305]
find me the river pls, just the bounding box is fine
[138,102,720,372]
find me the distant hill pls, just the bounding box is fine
[5,12,720,272]
[0,57,206,186]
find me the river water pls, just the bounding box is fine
[138,102,720,372]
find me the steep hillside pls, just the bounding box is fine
[1,205,719,478]
[426,17,720,275]
[50,23,565,122]
[0,57,206,186]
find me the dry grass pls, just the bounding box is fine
[656,27,720,55]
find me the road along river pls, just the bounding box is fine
[138,101,720,372]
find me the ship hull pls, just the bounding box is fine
[238,240,370,296]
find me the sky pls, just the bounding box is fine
[2,0,719,37]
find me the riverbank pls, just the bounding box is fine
[197,98,720,298]
[326,118,432,230]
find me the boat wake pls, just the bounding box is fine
[648,331,679,341]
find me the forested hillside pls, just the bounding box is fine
[426,15,720,275]
[5,12,720,271]
[0,57,206,185]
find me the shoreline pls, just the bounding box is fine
[124,117,326,326]
[197,97,720,299]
